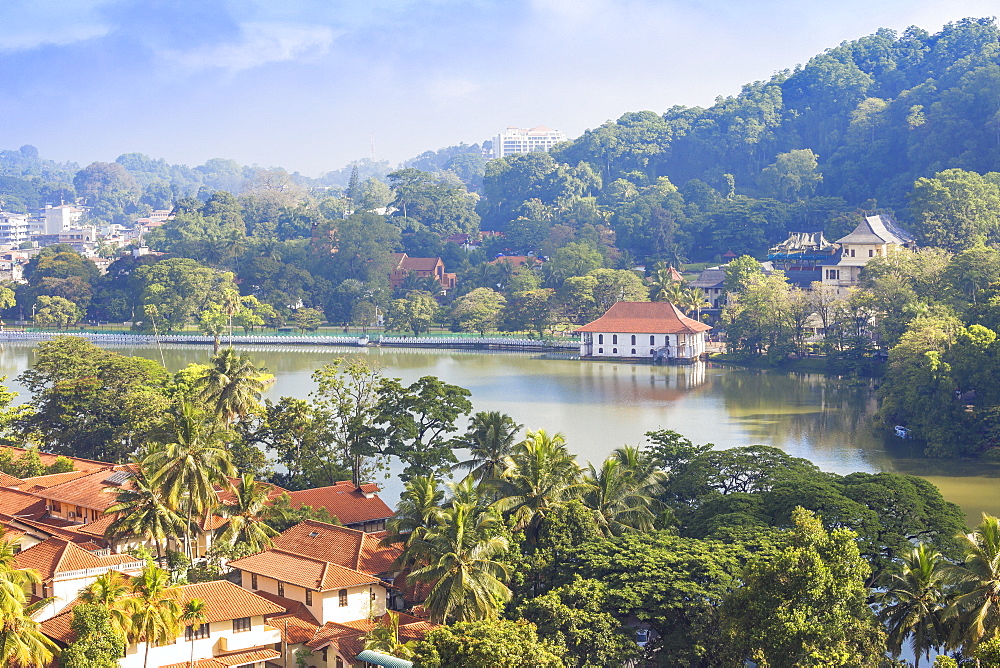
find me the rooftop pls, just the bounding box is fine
[12,537,142,581]
[284,481,393,526]
[576,301,712,335]
[228,549,382,592]
[175,580,286,624]
[836,215,915,246]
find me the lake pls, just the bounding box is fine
[1,341,996,524]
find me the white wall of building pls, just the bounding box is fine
[580,331,706,360]
[121,615,279,668]
[240,570,386,626]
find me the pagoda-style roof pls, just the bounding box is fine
[835,215,914,246]
[576,302,711,335]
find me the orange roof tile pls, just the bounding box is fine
[19,470,93,489]
[12,538,143,581]
[0,471,22,487]
[39,605,79,644]
[228,549,381,592]
[160,648,281,668]
[175,580,286,624]
[0,487,46,516]
[34,465,137,512]
[576,301,712,334]
[284,482,393,526]
[270,520,400,575]
[76,513,115,537]
[307,612,434,654]
[255,590,321,644]
[0,446,111,472]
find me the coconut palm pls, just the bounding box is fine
[648,262,678,302]
[182,598,207,668]
[217,473,279,556]
[126,562,181,668]
[145,401,236,561]
[382,476,444,563]
[105,464,184,560]
[406,502,512,624]
[683,286,708,318]
[491,430,593,544]
[80,570,134,638]
[453,411,522,485]
[946,514,1000,651]
[875,543,950,666]
[584,457,663,537]
[362,611,415,659]
[0,539,59,668]
[195,348,274,425]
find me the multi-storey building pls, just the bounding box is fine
[491,126,567,159]
[0,212,31,246]
[820,215,916,291]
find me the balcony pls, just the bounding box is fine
[215,625,282,653]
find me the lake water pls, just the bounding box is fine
[1,341,996,524]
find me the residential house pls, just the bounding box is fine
[13,537,145,620]
[821,215,916,291]
[284,481,394,533]
[389,253,456,292]
[577,301,712,363]
[40,580,285,668]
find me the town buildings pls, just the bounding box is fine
[389,252,457,292]
[820,215,916,291]
[577,301,711,362]
[489,126,567,159]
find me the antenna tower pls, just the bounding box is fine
[369,134,376,163]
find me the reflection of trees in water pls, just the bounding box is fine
[714,369,880,455]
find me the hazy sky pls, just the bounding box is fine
[0,0,996,176]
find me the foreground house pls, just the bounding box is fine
[577,301,711,363]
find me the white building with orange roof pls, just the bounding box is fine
[13,536,144,620]
[283,481,394,533]
[577,301,712,362]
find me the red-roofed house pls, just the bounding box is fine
[577,301,712,362]
[389,252,456,291]
[284,481,393,532]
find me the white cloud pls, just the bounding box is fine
[0,24,109,51]
[159,21,339,73]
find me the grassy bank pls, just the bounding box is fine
[709,353,884,377]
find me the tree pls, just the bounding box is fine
[78,570,132,638]
[181,598,207,668]
[387,290,439,336]
[451,288,506,335]
[411,619,563,668]
[909,168,1000,250]
[195,348,274,426]
[721,507,887,667]
[33,294,80,328]
[517,577,639,668]
[105,464,184,559]
[758,149,823,201]
[875,544,949,667]
[292,307,324,332]
[135,258,238,332]
[216,473,279,557]
[946,514,1000,652]
[453,411,522,485]
[61,603,127,668]
[375,376,473,481]
[382,475,444,559]
[722,255,764,294]
[583,457,661,537]
[362,611,416,659]
[0,539,58,667]
[125,563,181,668]
[492,430,591,544]
[406,502,512,624]
[543,242,603,287]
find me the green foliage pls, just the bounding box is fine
[450,287,506,334]
[411,619,564,668]
[62,603,127,668]
[387,290,439,336]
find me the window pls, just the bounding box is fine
[612,348,618,354]
[598,334,603,344]
[850,249,855,257]
[598,348,603,353]
[649,335,655,345]
[233,617,251,633]
[869,249,874,257]
[337,659,344,668]
[251,573,258,590]
[277,581,284,597]
[631,349,636,355]
[305,590,313,606]
[630,335,636,345]
[339,589,348,607]
[185,623,210,640]
[612,335,618,344]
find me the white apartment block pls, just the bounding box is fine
[491,126,567,159]
[0,212,31,245]
[42,204,84,235]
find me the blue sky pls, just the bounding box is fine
[0,0,996,176]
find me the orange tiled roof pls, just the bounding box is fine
[19,470,93,489]
[12,537,143,581]
[76,513,115,537]
[270,519,400,575]
[284,481,393,526]
[255,590,320,644]
[576,301,712,334]
[0,487,47,516]
[307,612,434,654]
[0,446,111,472]
[34,465,138,512]
[5,515,89,541]
[175,580,286,624]
[160,648,281,668]
[0,471,22,487]
[228,549,381,592]
[38,603,79,644]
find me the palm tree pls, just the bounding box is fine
[182,598,207,668]
[946,514,1000,651]
[126,562,181,668]
[683,286,708,318]
[105,464,184,560]
[217,473,279,557]
[146,402,236,561]
[491,430,592,544]
[195,348,274,426]
[382,476,444,561]
[453,411,522,485]
[80,570,133,638]
[648,262,677,302]
[362,611,415,659]
[584,457,662,537]
[406,502,512,624]
[0,539,59,668]
[875,543,950,667]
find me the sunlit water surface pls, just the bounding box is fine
[0,342,994,524]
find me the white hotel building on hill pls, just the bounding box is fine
[491,126,567,158]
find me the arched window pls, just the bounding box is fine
[598,334,604,344]
[612,335,618,344]
[631,335,636,345]
[631,349,636,355]
[650,335,655,345]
